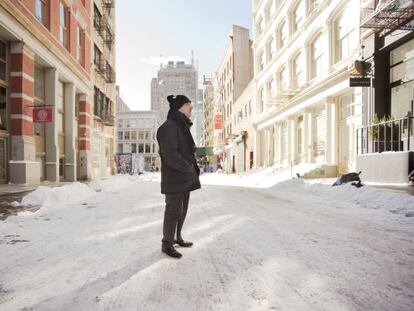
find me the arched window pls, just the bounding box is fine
[308,0,321,13]
[268,76,277,98]
[267,36,276,62]
[311,33,325,79]
[278,66,288,91]
[258,87,264,113]
[293,1,305,33]
[336,4,358,62]
[257,50,265,72]
[278,21,288,48]
[293,53,305,87]
[255,16,265,38]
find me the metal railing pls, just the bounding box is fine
[356,116,414,155]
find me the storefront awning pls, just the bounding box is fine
[361,0,414,37]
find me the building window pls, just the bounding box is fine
[131,143,137,153]
[118,144,123,153]
[124,131,130,140]
[106,26,113,50]
[35,0,47,26]
[293,53,305,87]
[138,131,144,140]
[59,2,68,48]
[34,65,45,104]
[94,4,102,30]
[138,143,144,153]
[311,34,324,79]
[94,45,102,66]
[258,87,264,113]
[145,143,151,153]
[278,66,288,91]
[293,1,305,33]
[257,50,265,72]
[308,0,321,13]
[131,131,137,140]
[77,26,84,66]
[256,16,264,38]
[268,76,276,99]
[336,4,358,62]
[118,131,123,140]
[266,0,276,21]
[278,21,288,48]
[267,37,276,62]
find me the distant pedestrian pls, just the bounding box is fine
[156,95,201,258]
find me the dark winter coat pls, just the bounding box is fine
[156,109,201,194]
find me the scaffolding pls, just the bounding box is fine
[361,0,414,36]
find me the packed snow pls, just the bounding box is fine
[1,168,414,310]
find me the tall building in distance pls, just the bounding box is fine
[150,60,200,128]
[91,0,116,179]
[203,76,215,150]
[116,85,130,113]
[192,88,204,146]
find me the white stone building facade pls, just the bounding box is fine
[252,0,363,176]
[116,110,160,171]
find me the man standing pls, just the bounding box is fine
[156,95,201,258]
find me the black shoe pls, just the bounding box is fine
[174,239,193,247]
[162,246,182,258]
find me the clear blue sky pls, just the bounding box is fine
[116,1,252,111]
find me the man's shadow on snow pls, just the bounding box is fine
[23,250,162,311]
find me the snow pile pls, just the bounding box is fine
[14,174,144,209]
[273,179,414,217]
[88,174,142,192]
[15,182,96,208]
[200,163,323,188]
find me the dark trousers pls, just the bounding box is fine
[162,192,190,247]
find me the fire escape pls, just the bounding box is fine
[360,0,414,36]
[94,0,116,126]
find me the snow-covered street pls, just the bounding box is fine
[1,173,414,311]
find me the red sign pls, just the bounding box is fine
[214,114,223,129]
[33,107,53,123]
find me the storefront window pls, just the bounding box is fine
[390,39,414,119]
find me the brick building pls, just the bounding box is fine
[0,0,115,184]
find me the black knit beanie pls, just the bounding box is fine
[167,95,191,111]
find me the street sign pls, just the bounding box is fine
[33,107,53,122]
[350,77,371,87]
